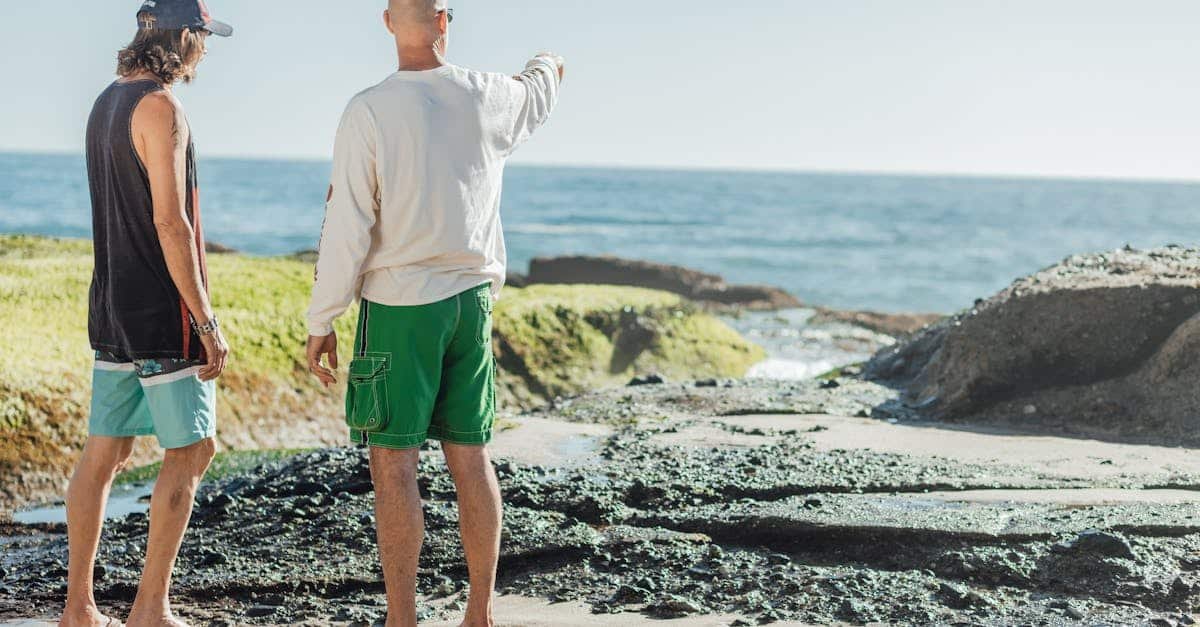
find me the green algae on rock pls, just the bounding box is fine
[0,235,764,513]
[493,284,765,408]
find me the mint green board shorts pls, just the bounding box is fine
[347,283,496,449]
[89,351,217,449]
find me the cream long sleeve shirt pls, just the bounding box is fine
[306,56,561,336]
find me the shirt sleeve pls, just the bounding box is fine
[506,55,561,152]
[306,97,379,337]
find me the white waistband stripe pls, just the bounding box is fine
[139,365,204,387]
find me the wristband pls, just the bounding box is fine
[192,316,220,337]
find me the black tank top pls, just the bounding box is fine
[86,80,208,361]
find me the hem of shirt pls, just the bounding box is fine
[90,342,191,362]
[359,279,494,309]
[307,323,335,337]
[308,277,502,335]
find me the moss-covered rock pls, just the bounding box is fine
[0,236,763,513]
[494,285,764,407]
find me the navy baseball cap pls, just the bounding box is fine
[137,0,233,37]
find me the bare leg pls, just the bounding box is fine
[442,444,501,627]
[61,436,136,627]
[369,446,424,627]
[125,438,215,627]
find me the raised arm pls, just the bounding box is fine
[305,97,380,385]
[507,52,565,152]
[134,91,228,381]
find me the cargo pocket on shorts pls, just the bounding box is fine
[347,354,390,433]
[476,291,494,345]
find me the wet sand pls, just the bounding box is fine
[671,412,1200,489]
[424,596,798,626]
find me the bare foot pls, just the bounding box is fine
[59,607,123,627]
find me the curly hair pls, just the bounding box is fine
[116,14,206,84]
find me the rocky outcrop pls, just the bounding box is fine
[866,246,1200,444]
[811,307,943,337]
[205,240,238,254]
[526,255,801,310]
[504,271,529,288]
[493,284,764,408]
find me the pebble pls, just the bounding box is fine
[767,553,790,565]
[650,595,703,617]
[1054,530,1138,560]
[433,575,456,597]
[611,584,649,604]
[198,550,228,567]
[243,605,279,618]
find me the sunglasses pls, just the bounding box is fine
[439,7,454,23]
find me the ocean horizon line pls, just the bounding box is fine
[5,148,1200,188]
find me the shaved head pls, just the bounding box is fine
[387,0,444,26]
[385,0,449,51]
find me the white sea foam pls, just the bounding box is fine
[726,309,895,381]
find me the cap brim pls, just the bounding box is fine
[203,19,233,37]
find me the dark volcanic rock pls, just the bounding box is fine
[505,271,528,288]
[866,246,1200,444]
[4,386,1198,625]
[1054,530,1138,560]
[627,373,666,386]
[526,255,800,310]
[648,595,704,618]
[204,241,238,254]
[811,307,943,337]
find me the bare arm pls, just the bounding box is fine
[133,91,228,380]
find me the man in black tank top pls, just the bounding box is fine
[62,3,232,627]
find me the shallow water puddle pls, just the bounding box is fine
[12,482,153,525]
[557,434,602,458]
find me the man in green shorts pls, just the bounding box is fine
[304,1,563,625]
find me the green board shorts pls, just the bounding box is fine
[89,351,217,449]
[347,283,496,449]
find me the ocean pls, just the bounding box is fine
[5,151,1200,377]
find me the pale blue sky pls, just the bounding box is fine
[2,1,1199,179]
